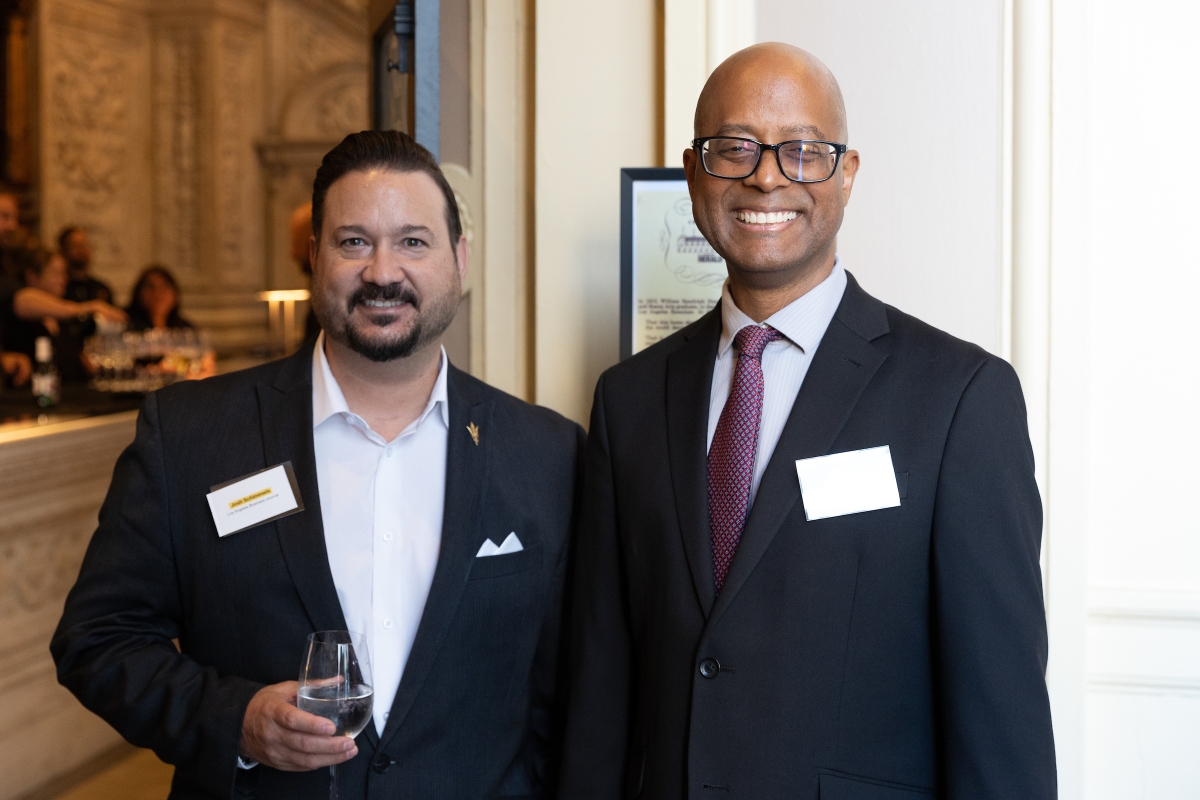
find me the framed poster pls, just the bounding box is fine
[620,168,727,360]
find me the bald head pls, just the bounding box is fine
[682,42,859,315]
[695,43,847,143]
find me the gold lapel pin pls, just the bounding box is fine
[466,422,480,446]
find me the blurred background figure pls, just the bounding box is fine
[58,226,113,305]
[0,248,91,383]
[290,201,320,340]
[0,188,21,251]
[0,349,29,387]
[125,265,193,332]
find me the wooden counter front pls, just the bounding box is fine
[0,412,140,799]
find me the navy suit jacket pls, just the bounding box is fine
[53,346,583,799]
[559,273,1056,799]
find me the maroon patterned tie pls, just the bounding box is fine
[708,324,780,591]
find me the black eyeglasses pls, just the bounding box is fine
[692,137,848,183]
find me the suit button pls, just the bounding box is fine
[372,755,393,773]
[699,658,720,679]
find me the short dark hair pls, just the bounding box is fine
[57,226,83,254]
[311,130,462,245]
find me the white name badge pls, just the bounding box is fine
[795,445,902,522]
[206,462,303,537]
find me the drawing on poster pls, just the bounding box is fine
[632,182,727,354]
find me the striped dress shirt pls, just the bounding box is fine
[707,257,848,503]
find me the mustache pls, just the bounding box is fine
[346,282,420,314]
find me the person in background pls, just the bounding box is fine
[0,193,123,388]
[125,265,193,332]
[0,191,31,387]
[290,201,321,340]
[0,189,21,251]
[59,226,114,305]
[2,248,94,383]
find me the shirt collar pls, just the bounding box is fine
[311,331,450,433]
[717,256,848,358]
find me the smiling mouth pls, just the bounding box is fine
[735,210,799,225]
[359,298,408,309]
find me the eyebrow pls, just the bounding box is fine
[712,123,827,139]
[332,223,438,239]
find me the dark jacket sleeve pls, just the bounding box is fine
[50,392,262,798]
[558,375,633,799]
[931,356,1057,799]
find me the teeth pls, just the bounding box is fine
[736,210,798,224]
[363,299,405,308]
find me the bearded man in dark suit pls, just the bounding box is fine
[54,131,582,799]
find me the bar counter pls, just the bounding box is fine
[0,388,142,799]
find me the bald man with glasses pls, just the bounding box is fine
[559,43,1056,800]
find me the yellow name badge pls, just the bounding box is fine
[206,462,304,537]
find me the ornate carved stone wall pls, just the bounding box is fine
[37,0,153,303]
[262,0,369,290]
[37,0,369,328]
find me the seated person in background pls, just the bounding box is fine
[59,226,114,305]
[1,248,93,383]
[125,265,193,331]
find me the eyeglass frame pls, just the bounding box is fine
[691,136,849,184]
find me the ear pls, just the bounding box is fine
[454,235,469,282]
[683,146,698,190]
[308,233,318,273]
[839,149,860,206]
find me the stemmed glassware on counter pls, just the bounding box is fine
[84,328,216,393]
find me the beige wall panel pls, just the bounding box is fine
[0,414,138,799]
[534,0,659,424]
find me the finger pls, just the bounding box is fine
[276,705,336,735]
[278,729,358,755]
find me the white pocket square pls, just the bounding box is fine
[476,532,524,557]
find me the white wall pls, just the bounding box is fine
[758,0,1005,354]
[1050,0,1200,796]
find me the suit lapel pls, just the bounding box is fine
[377,366,492,750]
[256,348,377,749]
[257,347,349,635]
[706,274,890,629]
[666,309,722,618]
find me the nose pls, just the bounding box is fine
[745,145,788,191]
[360,242,407,286]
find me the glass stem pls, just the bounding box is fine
[329,763,339,800]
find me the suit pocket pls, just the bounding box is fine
[818,769,933,799]
[468,544,542,580]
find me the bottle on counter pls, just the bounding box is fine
[32,336,60,408]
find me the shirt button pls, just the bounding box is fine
[382,618,394,629]
[385,446,393,457]
[382,532,393,542]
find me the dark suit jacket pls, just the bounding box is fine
[52,346,584,799]
[559,274,1056,800]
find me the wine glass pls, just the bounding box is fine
[298,631,374,800]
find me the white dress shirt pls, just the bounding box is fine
[311,333,449,736]
[707,258,847,502]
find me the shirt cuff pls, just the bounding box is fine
[237,755,258,770]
